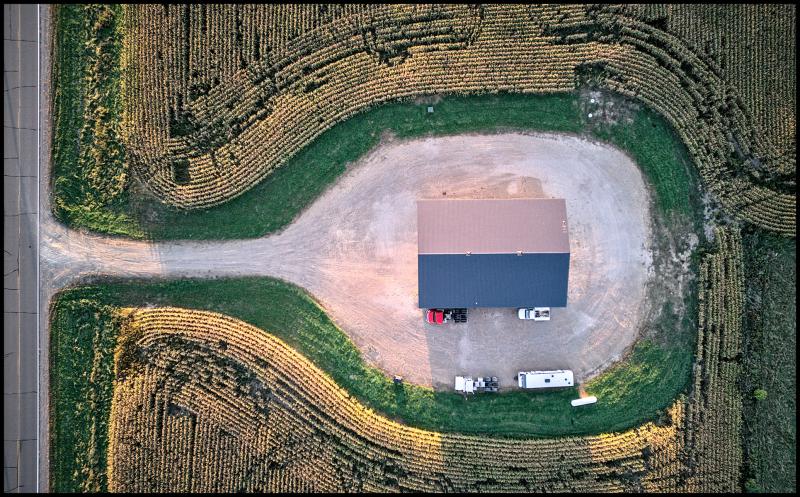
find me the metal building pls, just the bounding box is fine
[417,198,570,308]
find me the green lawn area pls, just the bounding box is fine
[51,275,693,457]
[590,106,701,222]
[49,297,120,492]
[741,231,796,493]
[51,5,141,238]
[128,92,702,239]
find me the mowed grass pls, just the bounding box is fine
[741,231,796,493]
[131,92,701,239]
[49,298,120,492]
[51,5,142,238]
[52,276,692,441]
[591,106,702,224]
[131,93,584,239]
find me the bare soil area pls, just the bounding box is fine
[41,133,654,389]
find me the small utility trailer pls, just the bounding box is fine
[455,375,499,394]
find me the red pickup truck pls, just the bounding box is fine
[426,309,446,324]
[425,308,467,325]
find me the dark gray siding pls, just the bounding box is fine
[418,253,570,308]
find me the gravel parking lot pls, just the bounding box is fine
[294,133,654,388]
[41,132,654,390]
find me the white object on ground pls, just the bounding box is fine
[571,396,598,407]
[518,370,574,388]
[464,376,474,393]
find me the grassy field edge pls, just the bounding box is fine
[48,269,700,490]
[740,231,796,493]
[50,5,141,238]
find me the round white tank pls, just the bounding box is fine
[571,396,598,407]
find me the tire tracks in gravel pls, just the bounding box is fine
[41,132,654,391]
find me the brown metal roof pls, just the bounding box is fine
[417,198,569,254]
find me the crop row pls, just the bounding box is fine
[107,307,686,492]
[120,4,795,235]
[107,232,747,494]
[659,4,796,177]
[681,228,744,493]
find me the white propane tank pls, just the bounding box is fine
[571,396,598,407]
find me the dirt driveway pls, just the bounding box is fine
[282,133,653,388]
[41,132,653,389]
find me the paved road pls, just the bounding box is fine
[4,4,40,493]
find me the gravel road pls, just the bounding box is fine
[40,132,653,389]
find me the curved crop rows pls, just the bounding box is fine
[107,229,743,492]
[683,228,744,490]
[121,4,795,235]
[107,307,686,492]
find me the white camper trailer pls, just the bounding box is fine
[517,370,574,389]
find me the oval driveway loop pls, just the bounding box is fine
[41,132,653,389]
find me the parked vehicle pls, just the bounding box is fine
[425,308,468,324]
[455,375,499,393]
[517,307,551,320]
[517,370,573,389]
[426,309,446,324]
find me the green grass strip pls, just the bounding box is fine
[51,275,693,454]
[49,298,119,492]
[122,92,701,239]
[51,5,141,238]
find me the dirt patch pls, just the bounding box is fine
[424,173,545,199]
[579,88,639,128]
[412,94,443,106]
[634,213,699,351]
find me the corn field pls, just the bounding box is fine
[682,228,744,492]
[120,4,795,235]
[107,231,744,492]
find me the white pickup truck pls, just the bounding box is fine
[517,307,551,320]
